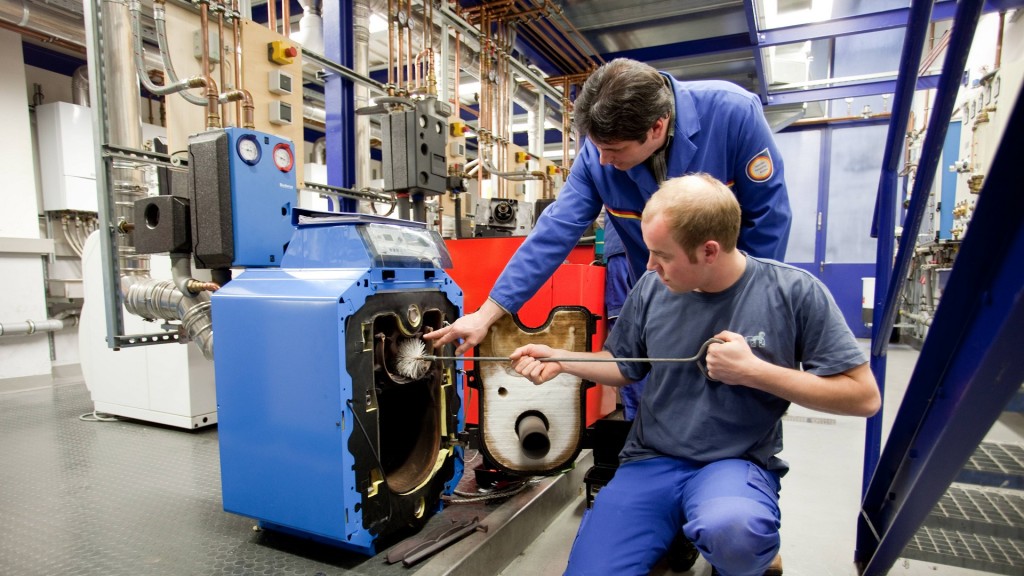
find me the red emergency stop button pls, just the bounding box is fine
[268,40,297,65]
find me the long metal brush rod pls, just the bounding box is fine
[420,338,723,364]
[422,356,697,363]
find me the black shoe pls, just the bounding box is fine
[666,534,699,572]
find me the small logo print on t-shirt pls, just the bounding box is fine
[745,331,767,348]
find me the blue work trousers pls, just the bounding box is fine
[605,253,646,420]
[565,456,781,576]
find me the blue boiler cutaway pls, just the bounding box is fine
[211,212,464,555]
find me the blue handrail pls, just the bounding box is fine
[857,0,990,573]
[861,0,935,500]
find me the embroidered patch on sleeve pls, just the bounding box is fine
[745,148,774,182]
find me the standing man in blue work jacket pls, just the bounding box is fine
[425,57,791,356]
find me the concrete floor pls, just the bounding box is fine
[497,343,1021,576]
[2,342,1019,575]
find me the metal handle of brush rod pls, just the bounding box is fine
[422,337,725,381]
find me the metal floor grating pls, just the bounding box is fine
[957,441,1024,490]
[965,442,1024,477]
[0,381,565,576]
[902,526,1024,576]
[926,484,1024,538]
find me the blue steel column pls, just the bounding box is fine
[862,0,933,504]
[324,0,358,212]
[856,88,1024,576]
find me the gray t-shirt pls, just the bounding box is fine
[605,255,867,474]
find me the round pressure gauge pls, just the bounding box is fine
[236,134,261,165]
[272,142,294,172]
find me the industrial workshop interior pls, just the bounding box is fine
[2,0,1022,574]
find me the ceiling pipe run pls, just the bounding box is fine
[1,0,163,69]
[368,0,565,132]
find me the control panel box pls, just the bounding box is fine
[380,97,451,196]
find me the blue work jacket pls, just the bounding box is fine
[489,75,792,313]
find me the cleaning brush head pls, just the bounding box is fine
[395,337,431,380]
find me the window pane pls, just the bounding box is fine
[774,130,821,263]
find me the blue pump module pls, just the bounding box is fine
[187,128,296,269]
[212,212,464,554]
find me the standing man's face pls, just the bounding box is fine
[592,117,669,171]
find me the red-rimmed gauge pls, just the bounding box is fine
[272,142,294,172]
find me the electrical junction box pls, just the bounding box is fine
[268,101,293,125]
[192,28,221,63]
[268,70,293,95]
[188,128,296,268]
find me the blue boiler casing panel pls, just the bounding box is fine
[212,214,464,555]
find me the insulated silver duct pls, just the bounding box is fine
[101,0,149,278]
[304,102,326,124]
[312,136,327,164]
[354,0,371,189]
[121,278,215,360]
[0,0,164,70]
[0,0,87,46]
[72,66,90,106]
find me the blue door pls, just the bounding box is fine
[776,122,892,338]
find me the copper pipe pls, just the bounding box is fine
[791,113,892,127]
[268,0,277,32]
[217,4,228,124]
[282,0,290,35]
[517,0,594,73]
[547,0,604,65]
[523,16,586,73]
[415,49,431,91]
[387,0,394,86]
[453,27,461,109]
[463,0,514,20]
[561,79,570,168]
[425,0,435,94]
[406,0,413,91]
[995,11,1005,68]
[422,0,430,75]
[200,0,222,128]
[410,50,417,91]
[232,0,242,123]
[516,22,577,72]
[539,0,602,71]
[241,91,255,128]
[0,20,84,54]
[919,29,950,74]
[218,89,254,128]
[396,0,403,89]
